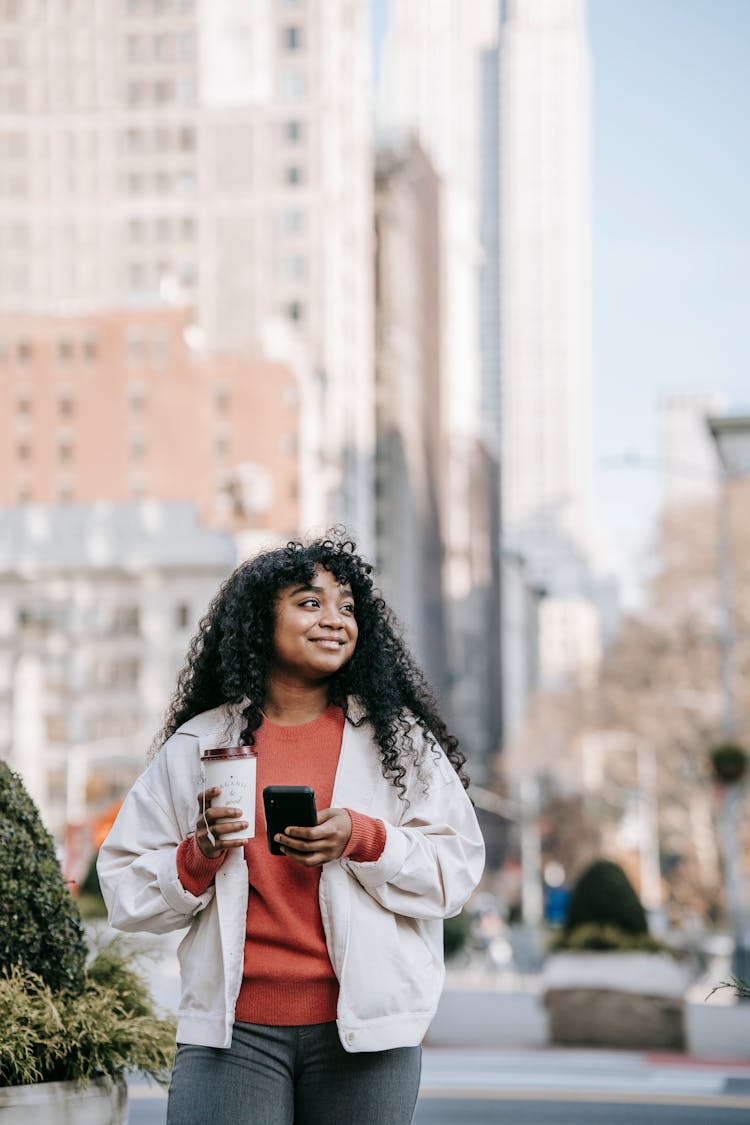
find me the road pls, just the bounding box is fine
[127,1046,750,1123]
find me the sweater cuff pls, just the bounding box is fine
[342,809,386,863]
[176,835,226,896]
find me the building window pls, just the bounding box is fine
[154,80,173,105]
[58,394,74,417]
[285,165,302,186]
[112,605,140,635]
[125,127,144,153]
[58,338,74,363]
[215,386,229,414]
[283,27,301,50]
[16,395,31,415]
[175,602,190,628]
[176,31,194,61]
[283,208,304,236]
[284,120,302,143]
[58,439,73,463]
[179,126,195,151]
[177,171,196,194]
[282,255,306,281]
[126,328,146,365]
[126,81,144,107]
[83,335,98,361]
[128,263,146,290]
[17,338,32,362]
[17,441,31,461]
[280,70,306,102]
[176,77,195,105]
[286,301,302,322]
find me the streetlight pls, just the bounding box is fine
[706,412,750,984]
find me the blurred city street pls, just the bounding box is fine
[127,1047,750,1124]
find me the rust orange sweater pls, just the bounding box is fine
[177,705,386,1025]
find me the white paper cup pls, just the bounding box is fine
[200,746,257,841]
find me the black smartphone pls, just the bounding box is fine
[263,785,317,856]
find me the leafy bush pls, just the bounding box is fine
[0,943,176,1087]
[0,763,87,993]
[0,765,175,1088]
[564,859,649,937]
[77,853,108,920]
[709,742,748,784]
[443,911,472,959]
[550,858,664,952]
[549,923,665,954]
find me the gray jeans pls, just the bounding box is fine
[166,1020,422,1125]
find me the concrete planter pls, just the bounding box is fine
[0,1077,127,1125]
[543,951,688,1050]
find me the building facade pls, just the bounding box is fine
[0,501,235,837]
[378,0,502,775]
[373,139,447,696]
[491,0,601,694]
[0,308,304,541]
[0,0,374,540]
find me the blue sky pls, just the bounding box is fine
[589,0,750,590]
[372,1,750,597]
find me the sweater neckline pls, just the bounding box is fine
[259,703,343,742]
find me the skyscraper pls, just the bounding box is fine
[489,0,599,698]
[494,0,593,588]
[0,0,374,539]
[379,0,502,775]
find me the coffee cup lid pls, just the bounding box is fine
[200,746,257,761]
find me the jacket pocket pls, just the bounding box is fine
[340,884,439,1021]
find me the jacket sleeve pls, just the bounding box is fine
[97,753,215,935]
[341,736,485,921]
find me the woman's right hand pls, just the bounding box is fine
[195,787,249,859]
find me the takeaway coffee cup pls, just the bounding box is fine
[200,746,257,841]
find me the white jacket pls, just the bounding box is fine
[97,704,485,1053]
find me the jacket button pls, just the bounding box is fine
[346,1032,354,1044]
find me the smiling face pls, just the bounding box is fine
[270,565,358,686]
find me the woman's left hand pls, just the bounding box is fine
[275,808,352,866]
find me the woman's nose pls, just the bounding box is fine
[319,604,344,626]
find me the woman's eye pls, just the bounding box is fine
[299,598,319,608]
[342,603,355,614]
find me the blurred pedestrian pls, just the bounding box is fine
[98,533,484,1125]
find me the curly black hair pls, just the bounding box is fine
[152,533,468,797]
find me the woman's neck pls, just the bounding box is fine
[263,679,331,725]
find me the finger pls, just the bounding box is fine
[281,846,326,867]
[197,787,221,807]
[275,831,317,852]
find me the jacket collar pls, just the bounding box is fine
[177,697,367,745]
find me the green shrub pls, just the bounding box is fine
[550,923,666,954]
[0,766,175,1089]
[0,943,176,1087]
[443,911,472,959]
[564,859,648,937]
[709,742,748,784]
[77,853,108,920]
[0,763,87,993]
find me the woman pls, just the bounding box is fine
[98,535,484,1125]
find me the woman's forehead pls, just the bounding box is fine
[280,564,354,594]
